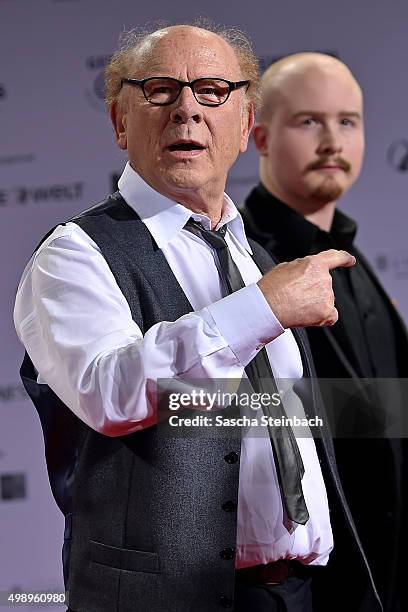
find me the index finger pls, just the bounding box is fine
[317,249,356,270]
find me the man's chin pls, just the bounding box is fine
[310,180,344,204]
[160,167,211,192]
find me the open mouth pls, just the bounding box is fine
[168,142,205,152]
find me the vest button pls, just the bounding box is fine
[220,547,235,560]
[224,451,239,464]
[219,595,233,608]
[222,500,237,512]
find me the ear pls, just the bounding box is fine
[239,102,255,153]
[110,101,128,150]
[252,124,269,156]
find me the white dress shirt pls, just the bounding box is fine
[14,162,333,568]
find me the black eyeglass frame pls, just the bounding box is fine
[120,76,250,107]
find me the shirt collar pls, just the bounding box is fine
[329,208,357,250]
[118,162,252,253]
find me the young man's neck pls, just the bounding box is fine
[260,178,336,232]
[304,203,336,233]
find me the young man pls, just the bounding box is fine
[242,53,407,612]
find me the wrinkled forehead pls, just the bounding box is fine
[129,27,242,79]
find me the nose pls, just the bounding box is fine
[316,124,342,156]
[169,86,203,124]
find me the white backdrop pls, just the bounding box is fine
[1,1,407,609]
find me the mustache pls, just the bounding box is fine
[305,157,351,173]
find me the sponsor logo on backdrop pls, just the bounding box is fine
[0,82,6,107]
[375,251,408,278]
[1,384,30,503]
[0,473,27,501]
[0,153,35,166]
[0,384,27,402]
[86,55,112,112]
[0,182,84,208]
[387,139,408,172]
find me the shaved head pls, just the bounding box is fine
[254,53,364,224]
[259,53,363,121]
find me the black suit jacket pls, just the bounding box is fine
[241,185,408,612]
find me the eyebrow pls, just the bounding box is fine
[292,111,362,119]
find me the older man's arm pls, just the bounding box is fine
[14,224,354,437]
[13,223,283,436]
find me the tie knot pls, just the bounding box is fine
[186,218,228,251]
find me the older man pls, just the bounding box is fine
[15,29,380,612]
[242,53,408,612]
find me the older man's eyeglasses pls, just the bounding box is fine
[120,77,250,107]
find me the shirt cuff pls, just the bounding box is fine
[205,283,284,366]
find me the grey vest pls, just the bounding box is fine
[20,192,382,612]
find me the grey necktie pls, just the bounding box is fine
[186,219,309,527]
